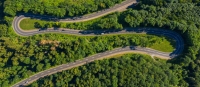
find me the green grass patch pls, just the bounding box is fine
[150,37,175,52]
[20,18,52,30]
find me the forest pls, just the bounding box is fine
[0,0,200,87]
[27,54,187,87]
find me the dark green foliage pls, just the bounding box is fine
[97,14,123,30]
[0,24,7,36]
[121,3,200,33]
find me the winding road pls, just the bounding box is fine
[12,0,184,87]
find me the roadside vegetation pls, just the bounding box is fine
[0,0,200,87]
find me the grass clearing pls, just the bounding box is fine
[20,18,52,30]
[150,36,175,52]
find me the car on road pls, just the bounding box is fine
[130,46,136,50]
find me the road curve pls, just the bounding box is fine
[11,0,184,86]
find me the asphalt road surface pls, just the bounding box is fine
[11,0,184,87]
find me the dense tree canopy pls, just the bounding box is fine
[140,0,200,6]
